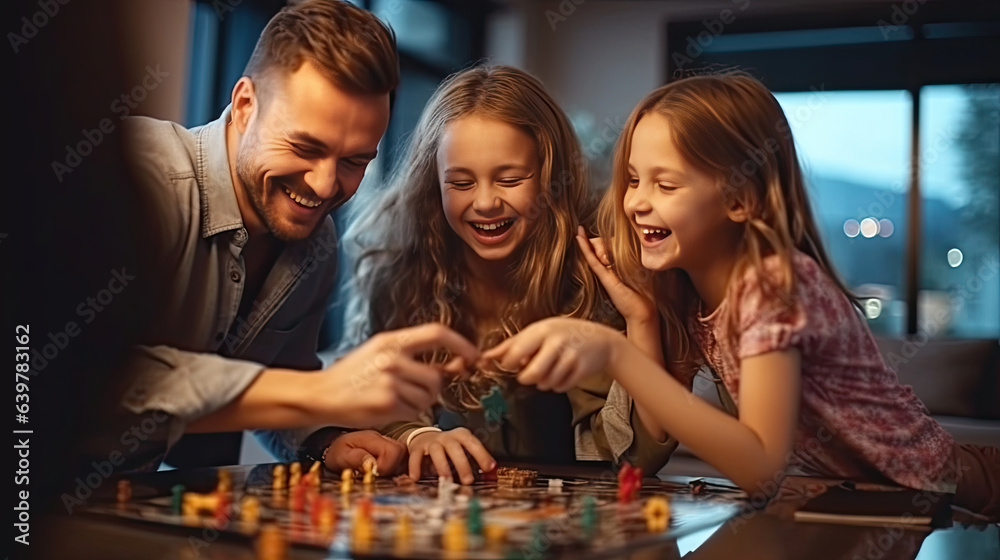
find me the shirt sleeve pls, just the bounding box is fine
[573,376,678,474]
[121,345,265,447]
[736,262,807,360]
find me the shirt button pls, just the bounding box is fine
[230,271,241,282]
[234,228,247,246]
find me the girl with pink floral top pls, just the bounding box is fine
[482,71,999,517]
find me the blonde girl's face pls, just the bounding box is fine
[623,112,742,274]
[437,115,542,267]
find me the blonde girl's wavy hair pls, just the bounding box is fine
[597,70,854,382]
[342,64,609,409]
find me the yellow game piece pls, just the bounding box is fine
[442,518,468,552]
[240,496,261,527]
[352,517,374,552]
[394,514,413,554]
[341,468,354,494]
[216,469,232,493]
[272,464,286,491]
[307,460,322,487]
[484,523,507,547]
[643,496,670,532]
[256,522,288,560]
[289,461,302,487]
[182,492,219,519]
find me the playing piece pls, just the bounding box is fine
[480,384,508,424]
[362,454,377,485]
[217,469,233,493]
[116,479,132,507]
[467,495,483,536]
[340,468,353,494]
[617,462,642,504]
[289,462,302,487]
[241,496,261,526]
[256,522,287,560]
[272,464,286,491]
[170,484,184,516]
[306,460,322,487]
[643,496,670,532]
[442,517,468,552]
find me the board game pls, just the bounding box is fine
[81,461,742,559]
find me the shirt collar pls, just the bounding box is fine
[195,105,245,239]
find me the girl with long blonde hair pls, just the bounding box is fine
[484,71,999,516]
[340,64,674,483]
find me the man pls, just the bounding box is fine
[120,0,477,474]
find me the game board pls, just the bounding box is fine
[82,462,743,559]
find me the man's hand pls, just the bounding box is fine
[322,430,406,476]
[315,324,480,427]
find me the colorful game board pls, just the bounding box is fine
[82,462,742,559]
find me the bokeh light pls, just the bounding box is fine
[860,217,879,238]
[843,219,860,238]
[947,248,963,268]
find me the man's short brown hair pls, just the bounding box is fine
[244,0,399,96]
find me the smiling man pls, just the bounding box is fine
[119,0,478,474]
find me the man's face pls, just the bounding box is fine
[234,61,390,241]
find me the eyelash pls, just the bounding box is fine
[446,178,526,189]
[626,177,678,191]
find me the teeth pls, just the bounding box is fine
[283,187,321,208]
[642,227,670,235]
[472,218,514,231]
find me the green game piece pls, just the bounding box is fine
[581,495,597,538]
[481,385,508,424]
[171,484,185,515]
[530,522,547,558]
[467,496,483,536]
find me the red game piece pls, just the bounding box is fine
[291,482,308,512]
[311,496,337,533]
[617,462,642,503]
[214,491,231,524]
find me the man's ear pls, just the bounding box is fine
[230,77,257,134]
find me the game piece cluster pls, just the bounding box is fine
[496,466,538,488]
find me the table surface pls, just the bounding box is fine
[28,462,1000,560]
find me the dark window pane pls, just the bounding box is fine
[775,90,912,335]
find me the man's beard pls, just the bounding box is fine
[235,136,313,242]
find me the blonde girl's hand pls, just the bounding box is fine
[407,427,496,485]
[575,226,656,325]
[480,317,626,393]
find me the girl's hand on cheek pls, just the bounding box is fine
[480,317,623,393]
[575,226,656,325]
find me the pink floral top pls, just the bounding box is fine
[692,250,957,492]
